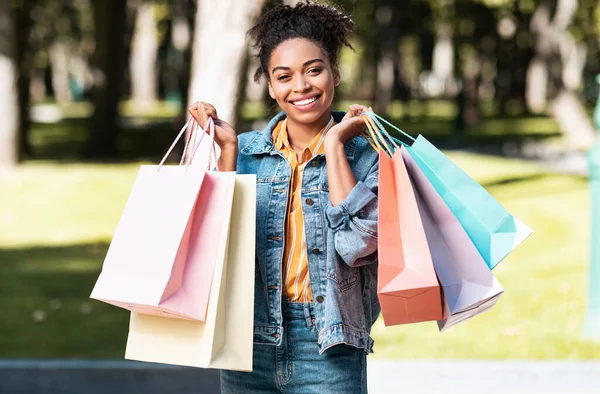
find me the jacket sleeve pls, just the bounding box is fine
[325,158,379,268]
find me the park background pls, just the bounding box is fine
[1,0,600,365]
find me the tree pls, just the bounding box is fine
[129,0,159,108]
[526,0,596,147]
[495,2,534,116]
[170,0,196,125]
[187,0,265,135]
[16,0,33,157]
[86,0,134,158]
[0,1,20,168]
[373,1,398,116]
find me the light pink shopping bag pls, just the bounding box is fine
[401,147,503,331]
[91,118,234,321]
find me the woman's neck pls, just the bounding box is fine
[285,109,332,152]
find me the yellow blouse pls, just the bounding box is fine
[272,117,335,302]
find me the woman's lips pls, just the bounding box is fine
[289,95,321,112]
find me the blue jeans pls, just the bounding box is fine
[220,300,368,393]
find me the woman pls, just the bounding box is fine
[189,2,379,393]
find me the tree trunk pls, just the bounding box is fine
[187,0,264,131]
[496,4,533,117]
[86,0,133,158]
[525,56,548,113]
[526,0,595,146]
[429,0,455,99]
[373,3,396,117]
[551,91,596,147]
[17,0,32,156]
[174,0,195,126]
[432,23,454,84]
[234,48,251,131]
[0,2,19,168]
[49,41,72,104]
[129,0,158,108]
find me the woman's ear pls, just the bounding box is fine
[333,64,341,87]
[268,82,276,99]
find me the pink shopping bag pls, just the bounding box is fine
[91,118,235,321]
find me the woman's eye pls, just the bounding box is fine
[308,68,322,75]
[277,75,289,81]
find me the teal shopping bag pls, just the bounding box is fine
[364,113,532,270]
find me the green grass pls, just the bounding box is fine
[1,149,598,359]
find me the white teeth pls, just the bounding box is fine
[292,96,318,106]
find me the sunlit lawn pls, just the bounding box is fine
[2,145,598,359]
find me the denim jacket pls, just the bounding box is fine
[236,111,380,354]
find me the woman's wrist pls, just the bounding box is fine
[324,133,344,153]
[218,143,238,171]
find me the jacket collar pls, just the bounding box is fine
[240,111,357,160]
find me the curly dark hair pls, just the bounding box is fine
[247,1,355,83]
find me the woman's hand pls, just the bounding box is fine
[187,101,238,171]
[323,104,372,206]
[324,104,373,147]
[188,102,238,151]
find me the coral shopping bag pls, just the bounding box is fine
[402,147,504,332]
[377,147,443,326]
[125,174,256,372]
[91,118,234,322]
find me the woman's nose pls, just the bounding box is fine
[293,75,310,92]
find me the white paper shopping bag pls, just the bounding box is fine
[125,174,256,371]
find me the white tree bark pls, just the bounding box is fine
[526,0,595,147]
[432,24,454,82]
[0,2,19,168]
[187,0,264,126]
[49,41,73,104]
[129,1,158,108]
[551,91,596,147]
[525,57,548,114]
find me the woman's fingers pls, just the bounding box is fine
[187,102,219,128]
[187,102,200,123]
[205,104,218,120]
[348,104,371,116]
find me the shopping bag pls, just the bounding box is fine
[366,113,532,270]
[402,147,504,331]
[91,118,233,321]
[377,147,443,326]
[125,174,256,372]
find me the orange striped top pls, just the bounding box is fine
[273,117,335,302]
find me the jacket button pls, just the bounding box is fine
[305,198,314,206]
[316,295,324,303]
[311,161,319,167]
[312,248,321,254]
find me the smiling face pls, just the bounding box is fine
[268,38,340,126]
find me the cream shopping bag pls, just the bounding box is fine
[125,174,256,372]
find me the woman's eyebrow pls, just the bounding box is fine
[302,58,325,67]
[271,58,325,74]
